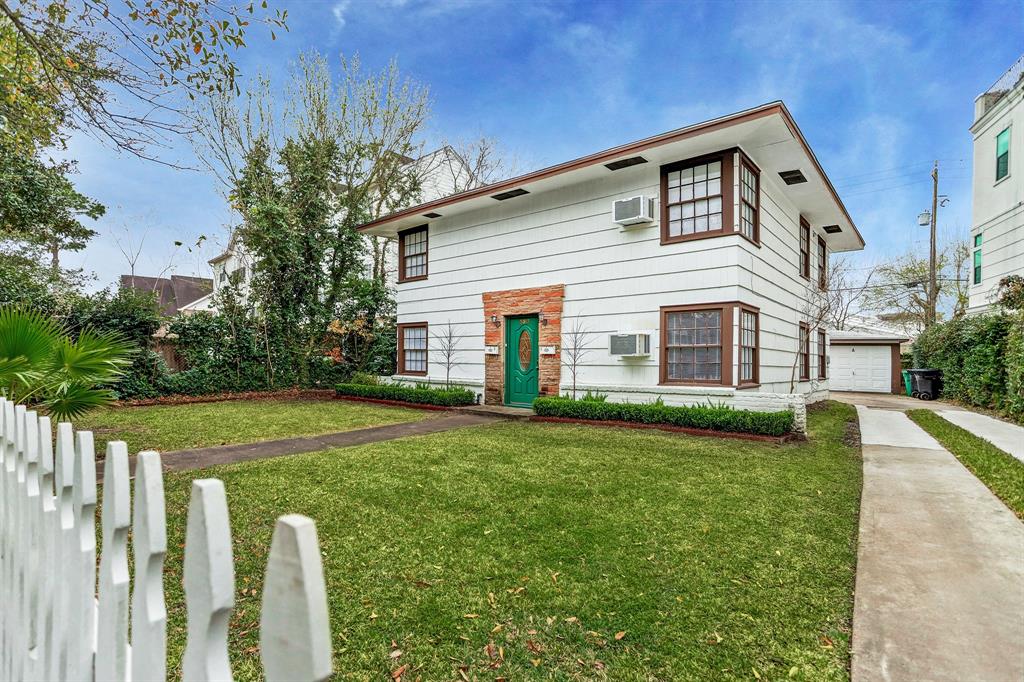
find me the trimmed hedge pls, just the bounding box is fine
[913,310,1024,420]
[336,382,476,407]
[532,396,795,436]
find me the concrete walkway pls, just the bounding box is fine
[852,405,1024,682]
[937,409,1024,463]
[154,412,499,472]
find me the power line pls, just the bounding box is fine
[829,158,965,183]
[835,163,968,190]
[841,174,970,198]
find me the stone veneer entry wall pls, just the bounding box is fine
[482,284,564,405]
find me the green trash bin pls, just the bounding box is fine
[902,370,912,396]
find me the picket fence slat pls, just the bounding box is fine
[0,397,334,681]
[132,450,168,682]
[261,515,333,682]
[97,441,132,682]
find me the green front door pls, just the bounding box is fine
[505,316,539,407]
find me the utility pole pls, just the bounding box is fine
[927,160,938,327]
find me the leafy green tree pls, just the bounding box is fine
[0,140,103,269]
[204,52,428,384]
[0,0,286,158]
[0,306,133,420]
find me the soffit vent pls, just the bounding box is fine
[491,188,530,201]
[822,224,842,234]
[778,169,808,185]
[423,212,442,218]
[604,156,648,171]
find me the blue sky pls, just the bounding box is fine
[63,0,1023,289]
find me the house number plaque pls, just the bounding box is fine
[540,345,558,355]
[484,345,499,355]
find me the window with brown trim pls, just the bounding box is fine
[739,306,759,385]
[662,154,726,242]
[799,322,810,381]
[799,218,810,279]
[817,236,827,289]
[660,305,729,384]
[739,158,760,243]
[398,226,428,282]
[817,329,827,379]
[660,149,761,246]
[397,322,428,375]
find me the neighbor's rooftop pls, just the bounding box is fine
[358,101,866,252]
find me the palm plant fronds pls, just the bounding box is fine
[0,305,136,421]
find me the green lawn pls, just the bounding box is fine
[151,401,862,680]
[908,409,1024,518]
[75,398,427,453]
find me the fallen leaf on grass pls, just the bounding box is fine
[614,631,626,641]
[789,666,800,677]
[464,614,479,619]
[389,649,402,659]
[820,635,834,649]
[390,664,407,680]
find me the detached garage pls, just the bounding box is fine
[829,331,909,394]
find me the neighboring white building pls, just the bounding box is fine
[968,55,1024,314]
[358,102,866,427]
[207,146,471,304]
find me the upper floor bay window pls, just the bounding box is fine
[799,217,811,280]
[996,127,1010,182]
[817,236,828,289]
[660,149,760,246]
[398,225,428,283]
[739,160,760,242]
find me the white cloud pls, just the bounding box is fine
[331,0,351,28]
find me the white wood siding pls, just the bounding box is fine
[397,148,831,396]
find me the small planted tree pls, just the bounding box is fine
[432,321,461,389]
[561,313,593,399]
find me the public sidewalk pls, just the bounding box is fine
[937,409,1024,463]
[852,405,1024,682]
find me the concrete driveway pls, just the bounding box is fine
[851,405,1024,682]
[831,390,966,412]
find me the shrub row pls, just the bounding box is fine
[335,382,476,407]
[912,310,1024,419]
[532,396,795,436]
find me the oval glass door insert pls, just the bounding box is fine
[518,329,532,370]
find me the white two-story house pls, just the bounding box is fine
[969,56,1023,314]
[358,102,865,429]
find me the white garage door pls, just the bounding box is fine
[830,344,892,393]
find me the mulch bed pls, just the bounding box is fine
[530,415,801,444]
[115,388,337,408]
[335,396,455,412]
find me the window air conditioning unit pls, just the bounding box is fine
[612,196,655,226]
[609,332,651,357]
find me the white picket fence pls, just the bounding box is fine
[0,397,333,681]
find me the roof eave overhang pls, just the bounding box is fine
[358,101,864,251]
